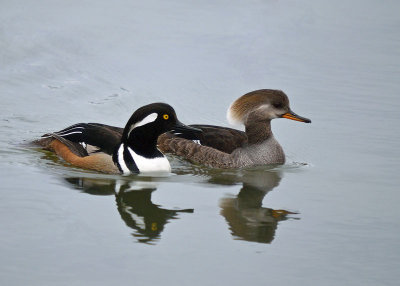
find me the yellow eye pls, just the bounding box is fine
[163,114,169,120]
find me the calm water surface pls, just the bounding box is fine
[1,0,399,285]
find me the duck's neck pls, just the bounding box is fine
[112,130,170,174]
[125,130,163,158]
[245,119,273,145]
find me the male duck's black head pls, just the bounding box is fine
[115,103,201,175]
[227,89,311,125]
[122,103,200,155]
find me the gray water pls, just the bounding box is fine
[1,0,399,285]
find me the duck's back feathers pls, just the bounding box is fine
[33,123,122,174]
[37,132,88,157]
[158,128,285,169]
[189,125,247,153]
[36,123,123,156]
[158,134,240,169]
[36,135,120,174]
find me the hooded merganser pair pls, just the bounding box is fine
[158,89,311,168]
[35,103,200,174]
[36,89,310,173]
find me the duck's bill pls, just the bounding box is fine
[282,110,311,123]
[171,121,203,138]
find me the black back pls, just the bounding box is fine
[180,124,248,154]
[43,123,123,156]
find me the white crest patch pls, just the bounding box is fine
[127,147,171,173]
[226,102,241,125]
[128,113,158,137]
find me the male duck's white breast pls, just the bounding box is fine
[127,147,171,173]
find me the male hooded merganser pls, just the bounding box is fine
[157,89,311,168]
[35,103,200,174]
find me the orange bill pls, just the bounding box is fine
[282,110,311,123]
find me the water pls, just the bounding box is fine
[1,0,399,285]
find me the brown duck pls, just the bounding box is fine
[157,89,311,168]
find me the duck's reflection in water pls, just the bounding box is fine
[218,170,298,244]
[64,177,193,244]
[63,164,298,245]
[173,163,299,244]
[116,183,193,244]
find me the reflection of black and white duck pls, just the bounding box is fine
[158,89,311,168]
[115,184,193,244]
[62,177,194,244]
[35,103,200,174]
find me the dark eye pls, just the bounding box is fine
[273,102,283,109]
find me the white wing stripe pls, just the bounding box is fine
[55,131,83,136]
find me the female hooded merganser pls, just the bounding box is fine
[35,103,200,174]
[157,89,311,168]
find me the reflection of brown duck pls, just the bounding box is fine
[174,164,299,244]
[63,177,193,244]
[218,169,298,244]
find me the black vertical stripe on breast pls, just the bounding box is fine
[112,146,124,174]
[115,162,124,174]
[123,146,140,173]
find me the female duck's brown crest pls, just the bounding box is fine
[227,89,289,125]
